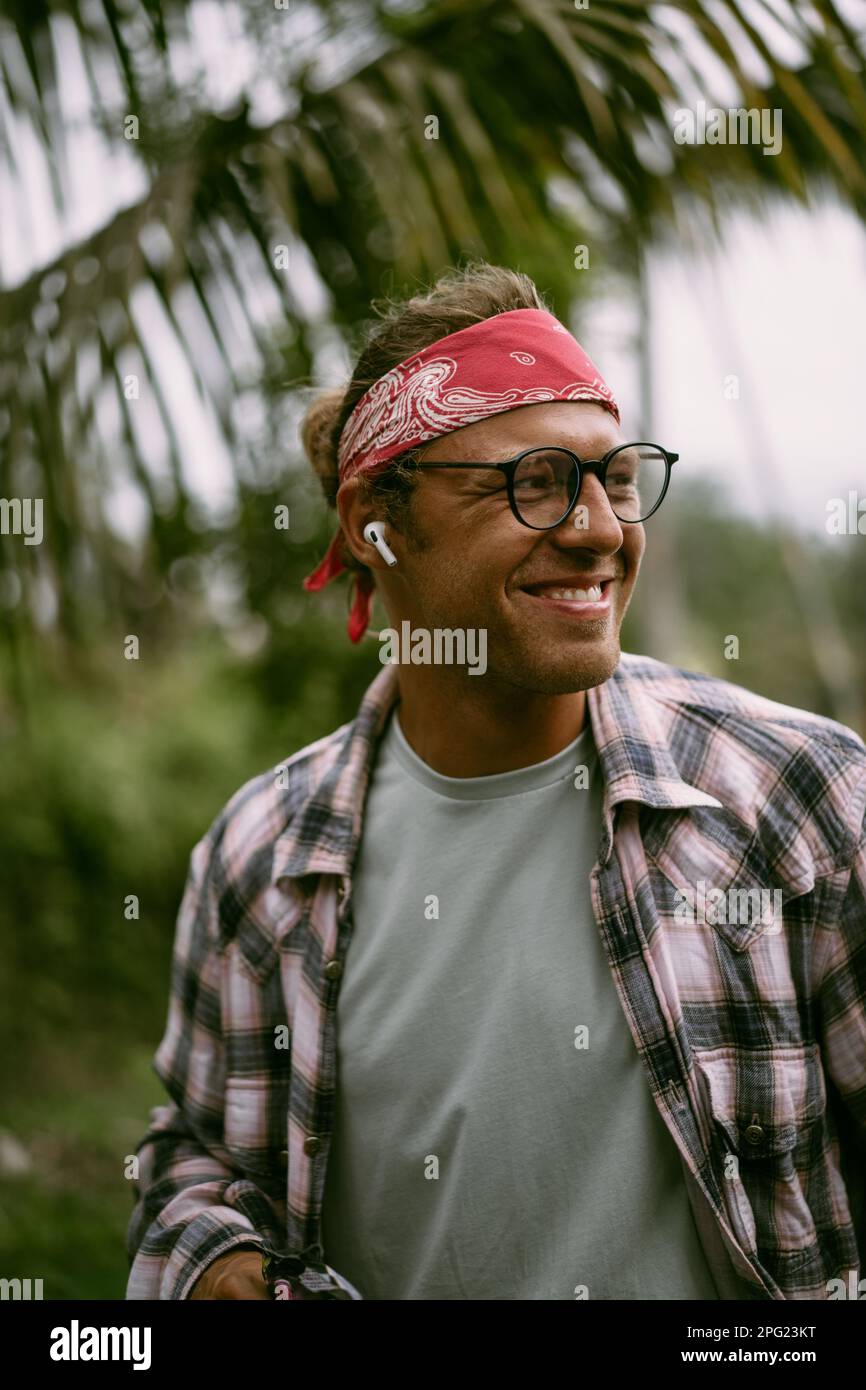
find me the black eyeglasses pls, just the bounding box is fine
[408,442,678,528]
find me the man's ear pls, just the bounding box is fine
[337,477,397,573]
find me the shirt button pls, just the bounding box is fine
[323,959,343,980]
[303,1135,323,1156]
[744,1123,765,1145]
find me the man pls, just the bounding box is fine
[126,263,866,1301]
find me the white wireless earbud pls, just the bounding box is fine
[363,520,398,567]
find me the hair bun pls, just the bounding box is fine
[300,387,345,507]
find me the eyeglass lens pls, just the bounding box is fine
[512,445,668,525]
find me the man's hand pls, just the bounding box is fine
[188,1246,271,1300]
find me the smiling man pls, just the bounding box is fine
[126,262,866,1302]
[336,396,642,775]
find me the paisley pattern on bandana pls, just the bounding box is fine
[337,310,620,481]
[338,358,617,478]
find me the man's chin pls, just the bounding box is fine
[492,633,622,695]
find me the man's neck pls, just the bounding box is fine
[393,669,588,778]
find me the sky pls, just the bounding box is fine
[583,197,866,537]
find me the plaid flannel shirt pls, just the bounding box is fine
[125,651,866,1300]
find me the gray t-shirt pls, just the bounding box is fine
[320,704,719,1300]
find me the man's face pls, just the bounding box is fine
[384,400,645,695]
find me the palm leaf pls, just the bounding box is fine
[0,0,864,642]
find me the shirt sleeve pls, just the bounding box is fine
[817,775,866,1265]
[125,833,287,1300]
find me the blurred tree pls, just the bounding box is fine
[1,0,866,657]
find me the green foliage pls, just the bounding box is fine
[0,1046,165,1300]
[0,616,373,1074]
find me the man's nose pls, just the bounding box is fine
[553,471,624,545]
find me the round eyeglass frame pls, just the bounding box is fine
[409,441,679,528]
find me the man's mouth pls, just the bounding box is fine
[516,577,615,616]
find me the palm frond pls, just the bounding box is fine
[0,0,864,643]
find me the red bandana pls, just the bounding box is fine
[302,307,620,641]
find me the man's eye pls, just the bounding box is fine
[608,471,637,489]
[514,469,556,491]
[515,476,548,492]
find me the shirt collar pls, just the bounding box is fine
[271,654,724,888]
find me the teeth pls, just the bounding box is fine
[543,585,603,602]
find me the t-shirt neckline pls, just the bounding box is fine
[384,703,597,802]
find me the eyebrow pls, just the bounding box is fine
[450,464,508,484]
[431,441,623,464]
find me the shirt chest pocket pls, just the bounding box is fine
[695,1043,826,1158]
[694,1044,830,1281]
